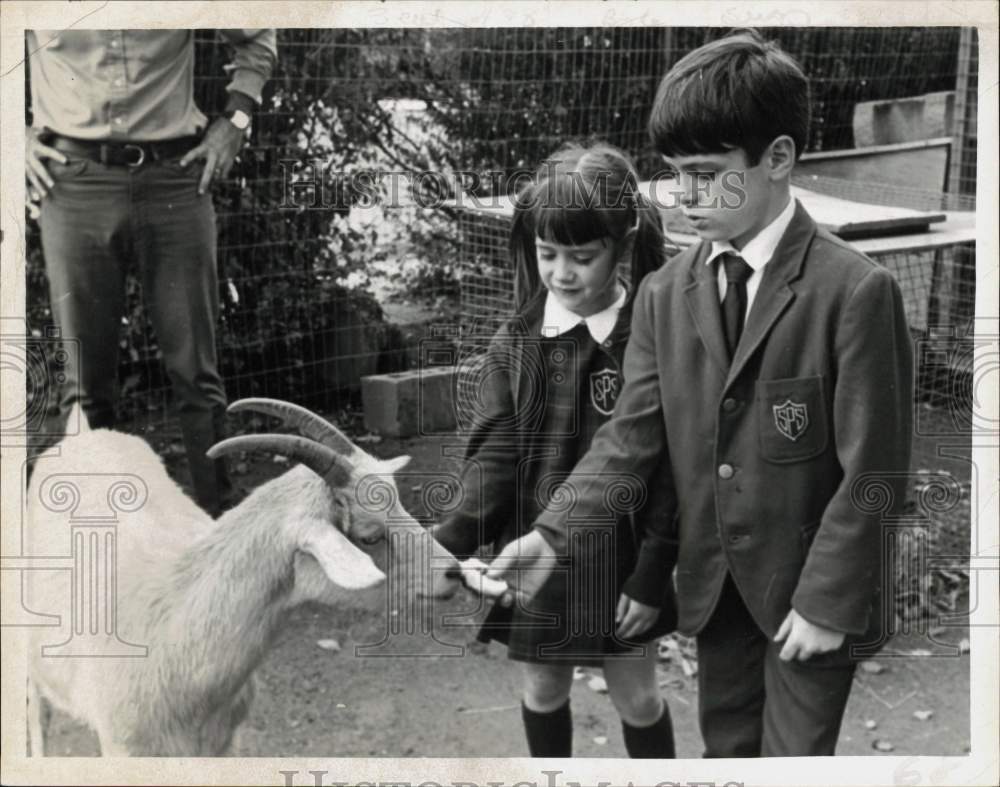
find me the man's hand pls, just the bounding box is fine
[774,608,845,661]
[615,593,660,640]
[486,529,557,607]
[179,117,245,194]
[26,127,68,218]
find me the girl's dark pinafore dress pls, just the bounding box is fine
[435,289,677,666]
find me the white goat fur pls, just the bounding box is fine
[25,422,458,756]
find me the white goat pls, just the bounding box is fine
[24,398,462,756]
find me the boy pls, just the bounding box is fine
[488,30,913,757]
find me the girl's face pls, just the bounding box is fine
[535,235,623,318]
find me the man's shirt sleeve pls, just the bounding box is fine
[219,29,278,105]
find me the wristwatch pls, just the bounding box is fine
[226,109,252,133]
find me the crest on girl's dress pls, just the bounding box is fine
[590,368,620,415]
[772,398,809,441]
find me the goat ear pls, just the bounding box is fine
[380,455,411,475]
[301,527,385,590]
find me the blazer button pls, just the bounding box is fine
[718,463,734,480]
[722,398,738,413]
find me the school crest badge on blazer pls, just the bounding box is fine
[590,368,620,415]
[772,398,809,441]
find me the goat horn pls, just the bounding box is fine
[207,434,351,487]
[226,398,359,458]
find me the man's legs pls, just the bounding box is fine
[39,160,130,429]
[136,160,232,515]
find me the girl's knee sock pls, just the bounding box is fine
[521,699,572,757]
[622,700,675,759]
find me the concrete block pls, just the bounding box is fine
[361,365,457,437]
[853,91,954,147]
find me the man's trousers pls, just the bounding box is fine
[40,153,232,515]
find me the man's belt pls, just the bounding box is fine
[48,135,201,168]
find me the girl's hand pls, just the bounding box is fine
[616,593,660,640]
[486,530,556,607]
[458,557,510,600]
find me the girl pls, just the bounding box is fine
[435,142,678,758]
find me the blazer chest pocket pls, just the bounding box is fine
[756,376,828,463]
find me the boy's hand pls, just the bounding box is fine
[615,593,659,640]
[486,529,556,608]
[774,608,845,661]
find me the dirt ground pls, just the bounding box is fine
[37,430,971,760]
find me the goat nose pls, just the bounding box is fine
[444,565,463,582]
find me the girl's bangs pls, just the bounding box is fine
[528,175,616,246]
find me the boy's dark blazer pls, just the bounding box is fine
[536,201,914,640]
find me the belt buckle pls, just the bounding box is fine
[123,144,146,168]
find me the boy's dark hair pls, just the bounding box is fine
[648,29,810,165]
[509,142,667,310]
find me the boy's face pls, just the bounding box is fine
[535,235,622,318]
[663,147,778,249]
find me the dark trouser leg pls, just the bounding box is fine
[135,160,231,514]
[760,636,856,756]
[175,408,233,516]
[695,575,766,757]
[698,574,857,757]
[521,700,572,757]
[38,160,130,429]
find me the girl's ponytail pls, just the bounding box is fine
[628,189,669,289]
[510,188,541,311]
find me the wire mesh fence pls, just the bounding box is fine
[25,25,977,442]
[949,27,979,204]
[455,185,977,421]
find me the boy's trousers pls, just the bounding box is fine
[696,574,856,757]
[39,154,232,515]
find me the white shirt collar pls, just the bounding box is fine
[705,195,797,272]
[540,286,627,344]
